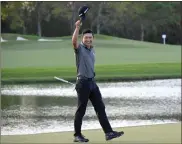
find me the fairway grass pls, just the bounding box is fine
[2,34,181,69]
[1,63,181,83]
[1,123,181,143]
[1,34,181,83]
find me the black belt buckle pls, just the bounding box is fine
[77,76,94,81]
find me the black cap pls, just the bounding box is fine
[78,5,90,21]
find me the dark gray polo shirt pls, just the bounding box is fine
[74,42,95,78]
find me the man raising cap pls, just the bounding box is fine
[72,20,124,143]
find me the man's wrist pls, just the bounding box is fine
[76,26,80,29]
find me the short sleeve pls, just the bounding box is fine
[74,44,81,53]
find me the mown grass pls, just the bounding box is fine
[1,33,181,83]
[1,37,180,68]
[1,63,181,84]
[1,123,181,144]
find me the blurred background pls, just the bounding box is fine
[1,1,182,44]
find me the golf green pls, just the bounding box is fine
[1,123,181,143]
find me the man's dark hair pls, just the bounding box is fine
[82,29,94,37]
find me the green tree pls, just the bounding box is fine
[1,2,24,32]
[51,2,84,34]
[1,2,35,34]
[33,1,53,37]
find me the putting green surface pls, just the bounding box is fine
[1,34,181,82]
[1,123,181,143]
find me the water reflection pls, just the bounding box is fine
[1,79,181,135]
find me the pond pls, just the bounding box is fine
[1,79,181,135]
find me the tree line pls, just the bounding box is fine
[1,1,182,44]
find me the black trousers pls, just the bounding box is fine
[74,78,113,136]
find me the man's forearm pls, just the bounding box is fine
[72,27,80,47]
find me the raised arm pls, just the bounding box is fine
[72,20,81,49]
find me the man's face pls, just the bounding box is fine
[82,33,94,48]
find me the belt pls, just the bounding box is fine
[77,76,94,81]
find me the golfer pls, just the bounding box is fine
[72,20,124,142]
